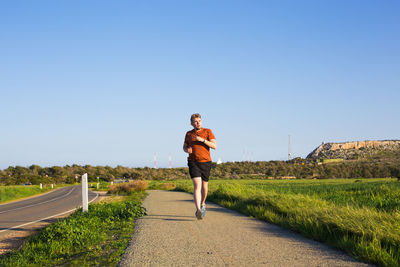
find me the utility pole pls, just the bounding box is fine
[169,153,172,168]
[288,135,293,160]
[154,153,157,169]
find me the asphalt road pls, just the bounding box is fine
[120,190,372,267]
[0,185,98,233]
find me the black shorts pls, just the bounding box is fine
[188,161,212,181]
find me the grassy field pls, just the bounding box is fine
[158,178,400,267]
[0,191,147,267]
[0,184,67,204]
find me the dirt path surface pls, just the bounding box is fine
[120,190,371,267]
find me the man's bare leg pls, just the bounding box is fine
[201,180,208,206]
[192,177,202,211]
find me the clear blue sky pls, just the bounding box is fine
[1,1,399,169]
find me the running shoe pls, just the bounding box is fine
[195,209,203,220]
[201,204,206,218]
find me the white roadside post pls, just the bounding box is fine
[40,183,42,189]
[51,184,54,189]
[97,177,99,190]
[82,173,89,212]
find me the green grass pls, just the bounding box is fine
[0,192,147,267]
[148,180,176,190]
[168,178,400,267]
[321,158,345,163]
[0,184,67,204]
[88,181,113,192]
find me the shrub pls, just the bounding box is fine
[161,182,176,190]
[107,180,148,195]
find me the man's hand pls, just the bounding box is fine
[195,136,205,142]
[183,143,193,154]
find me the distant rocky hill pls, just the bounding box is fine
[306,140,400,160]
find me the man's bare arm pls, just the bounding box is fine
[207,139,217,149]
[196,136,217,149]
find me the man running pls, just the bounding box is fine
[183,113,217,220]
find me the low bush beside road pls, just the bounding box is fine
[0,191,146,266]
[107,180,148,194]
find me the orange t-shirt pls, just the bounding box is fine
[184,128,216,162]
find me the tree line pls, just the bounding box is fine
[1,159,399,185]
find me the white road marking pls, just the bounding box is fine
[0,192,99,234]
[0,187,76,215]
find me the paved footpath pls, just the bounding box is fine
[120,190,372,267]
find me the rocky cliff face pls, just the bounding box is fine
[306,140,400,160]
